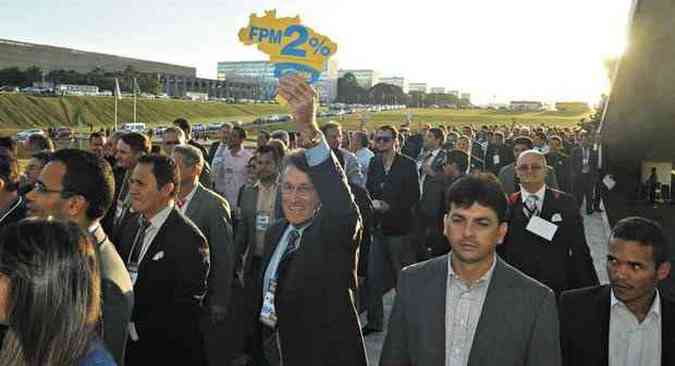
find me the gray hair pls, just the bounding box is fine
[163,126,186,143]
[173,144,204,168]
[517,149,547,163]
[271,130,290,146]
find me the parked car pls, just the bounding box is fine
[15,128,46,142]
[54,127,73,139]
[119,122,146,133]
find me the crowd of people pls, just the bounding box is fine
[0,74,670,366]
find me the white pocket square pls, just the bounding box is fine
[152,251,165,261]
[551,213,563,223]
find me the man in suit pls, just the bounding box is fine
[381,174,561,366]
[255,74,366,366]
[104,132,151,237]
[484,131,512,175]
[171,144,235,366]
[499,150,598,296]
[570,131,600,214]
[364,124,420,335]
[208,122,233,164]
[116,154,209,366]
[236,144,284,364]
[0,150,26,228]
[25,149,133,365]
[162,126,213,189]
[498,136,559,195]
[546,135,572,193]
[560,216,674,366]
[321,121,366,187]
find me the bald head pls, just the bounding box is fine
[516,149,547,191]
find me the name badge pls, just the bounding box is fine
[526,216,558,241]
[256,213,271,231]
[493,154,500,165]
[115,199,125,219]
[260,279,278,328]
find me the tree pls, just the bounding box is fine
[337,72,367,103]
[368,83,407,105]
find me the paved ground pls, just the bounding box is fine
[363,204,612,365]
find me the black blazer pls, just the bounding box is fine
[117,208,210,366]
[367,153,420,236]
[570,144,599,177]
[499,188,599,295]
[257,153,367,366]
[485,143,512,174]
[559,285,675,366]
[0,195,27,230]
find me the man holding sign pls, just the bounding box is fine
[256,74,366,366]
[498,150,598,296]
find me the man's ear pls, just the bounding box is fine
[0,178,5,192]
[496,222,508,246]
[161,182,176,198]
[657,261,671,281]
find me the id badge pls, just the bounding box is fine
[493,154,500,165]
[256,213,271,231]
[260,279,278,328]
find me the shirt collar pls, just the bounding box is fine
[520,184,546,203]
[181,185,199,208]
[146,204,174,230]
[611,288,661,318]
[447,252,497,287]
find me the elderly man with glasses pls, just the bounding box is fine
[498,149,599,297]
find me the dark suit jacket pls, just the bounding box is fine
[381,255,561,366]
[416,175,454,257]
[184,184,234,312]
[570,144,599,178]
[499,188,599,295]
[236,182,284,276]
[257,153,367,366]
[0,195,27,229]
[485,143,512,174]
[367,153,420,236]
[401,134,423,160]
[90,223,134,366]
[559,285,675,366]
[117,208,209,365]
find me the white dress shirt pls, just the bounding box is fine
[212,146,252,207]
[177,185,198,214]
[520,184,546,214]
[136,204,174,266]
[609,289,661,366]
[445,253,496,366]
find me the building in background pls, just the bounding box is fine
[317,59,338,103]
[460,92,472,103]
[408,83,428,93]
[379,76,407,93]
[338,69,380,89]
[430,87,446,94]
[448,90,459,97]
[510,100,543,111]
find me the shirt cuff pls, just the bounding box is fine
[304,133,330,167]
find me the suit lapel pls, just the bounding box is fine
[598,285,611,366]
[539,188,555,221]
[468,258,513,365]
[429,257,448,365]
[185,184,205,218]
[139,208,177,271]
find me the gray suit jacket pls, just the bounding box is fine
[90,223,134,366]
[184,183,234,311]
[380,255,561,366]
[235,183,283,275]
[499,162,560,195]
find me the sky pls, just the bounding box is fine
[0,0,634,105]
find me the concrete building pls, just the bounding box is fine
[379,76,407,93]
[408,83,428,93]
[338,69,379,89]
[448,90,459,97]
[0,38,195,77]
[510,101,543,111]
[430,87,446,94]
[217,60,339,102]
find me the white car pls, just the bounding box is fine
[15,128,45,142]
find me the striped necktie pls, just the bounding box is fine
[523,195,539,218]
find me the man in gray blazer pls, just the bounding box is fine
[380,174,561,366]
[499,136,559,195]
[25,149,133,366]
[171,144,235,366]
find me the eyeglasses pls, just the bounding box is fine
[516,164,544,172]
[374,136,393,143]
[32,181,75,197]
[281,183,315,197]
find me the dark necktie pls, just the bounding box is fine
[280,229,301,263]
[128,217,151,266]
[523,195,539,219]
